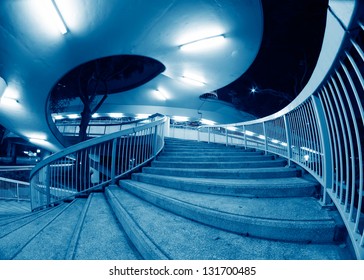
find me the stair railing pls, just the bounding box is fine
[0,177,30,201]
[30,115,166,212]
[198,6,364,259]
[55,113,163,138]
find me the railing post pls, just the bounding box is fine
[45,165,51,207]
[243,125,247,149]
[225,128,228,146]
[110,138,117,185]
[283,115,292,166]
[262,122,268,154]
[153,125,159,155]
[16,182,19,202]
[311,94,333,205]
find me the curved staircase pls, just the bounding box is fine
[0,138,354,259]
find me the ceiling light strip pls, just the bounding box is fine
[179,35,225,51]
[50,0,68,34]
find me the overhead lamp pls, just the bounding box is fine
[179,34,225,51]
[201,119,216,125]
[49,0,68,34]
[108,113,124,118]
[154,89,168,101]
[0,96,19,106]
[244,130,255,136]
[181,76,205,87]
[172,116,189,122]
[67,114,79,119]
[136,114,150,119]
[226,126,237,131]
[53,114,64,120]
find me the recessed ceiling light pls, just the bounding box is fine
[180,34,225,51]
[154,89,168,100]
[0,97,19,106]
[181,76,205,87]
[49,0,68,34]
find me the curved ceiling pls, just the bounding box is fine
[0,0,263,151]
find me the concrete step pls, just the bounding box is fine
[13,199,86,260]
[120,180,337,243]
[0,203,70,259]
[142,166,301,179]
[0,200,31,218]
[70,193,141,260]
[151,159,287,169]
[131,173,317,198]
[159,151,263,157]
[106,185,352,260]
[156,154,275,162]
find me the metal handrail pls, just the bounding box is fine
[30,115,167,211]
[0,176,30,201]
[197,5,364,260]
[55,113,163,138]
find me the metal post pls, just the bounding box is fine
[311,94,333,205]
[262,122,268,155]
[110,138,117,185]
[45,165,51,207]
[225,128,228,146]
[16,182,19,202]
[283,115,292,166]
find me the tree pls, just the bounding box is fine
[50,55,165,142]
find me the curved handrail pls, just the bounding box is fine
[30,115,167,211]
[197,3,364,259]
[54,113,164,138]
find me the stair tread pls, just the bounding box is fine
[121,180,331,222]
[151,159,286,168]
[143,166,300,179]
[72,193,140,260]
[13,199,86,260]
[0,203,69,259]
[133,173,316,187]
[108,186,352,260]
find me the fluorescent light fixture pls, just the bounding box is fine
[172,116,189,122]
[67,114,79,119]
[244,130,255,136]
[258,135,266,140]
[53,115,64,120]
[0,77,6,97]
[304,155,310,161]
[201,119,216,125]
[154,89,168,101]
[180,34,225,51]
[108,113,124,118]
[271,139,280,144]
[281,142,288,147]
[227,126,237,131]
[181,75,205,87]
[92,113,100,118]
[49,0,68,34]
[1,97,19,106]
[136,114,150,119]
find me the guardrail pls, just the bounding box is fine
[30,115,166,211]
[55,114,162,138]
[196,5,364,260]
[0,177,30,201]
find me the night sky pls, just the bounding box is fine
[218,0,329,118]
